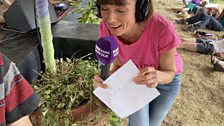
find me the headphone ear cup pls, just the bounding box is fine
[135,0,144,22]
[135,0,150,22]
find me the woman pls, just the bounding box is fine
[92,0,183,126]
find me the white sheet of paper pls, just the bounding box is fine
[93,60,160,118]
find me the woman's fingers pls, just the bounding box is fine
[133,72,156,83]
[92,75,108,89]
[146,82,158,88]
[137,67,155,76]
[134,67,156,83]
[133,67,158,88]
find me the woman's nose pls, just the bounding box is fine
[107,12,117,23]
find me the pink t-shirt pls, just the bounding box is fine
[99,13,183,74]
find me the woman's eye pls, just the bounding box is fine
[117,10,125,13]
[101,7,108,11]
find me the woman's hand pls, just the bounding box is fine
[92,75,108,89]
[92,57,122,89]
[133,67,158,88]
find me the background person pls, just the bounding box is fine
[176,9,224,32]
[0,52,40,126]
[181,38,224,55]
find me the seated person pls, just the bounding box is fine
[176,9,224,32]
[0,52,40,126]
[173,3,220,16]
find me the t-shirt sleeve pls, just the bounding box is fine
[158,25,180,54]
[3,55,40,124]
[98,21,111,38]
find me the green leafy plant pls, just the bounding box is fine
[33,57,127,125]
[33,57,100,125]
[68,0,101,24]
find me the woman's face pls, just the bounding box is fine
[100,0,137,37]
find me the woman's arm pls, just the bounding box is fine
[133,48,176,87]
[157,48,176,84]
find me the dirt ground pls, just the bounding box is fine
[155,1,224,126]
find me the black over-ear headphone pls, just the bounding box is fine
[135,0,151,22]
